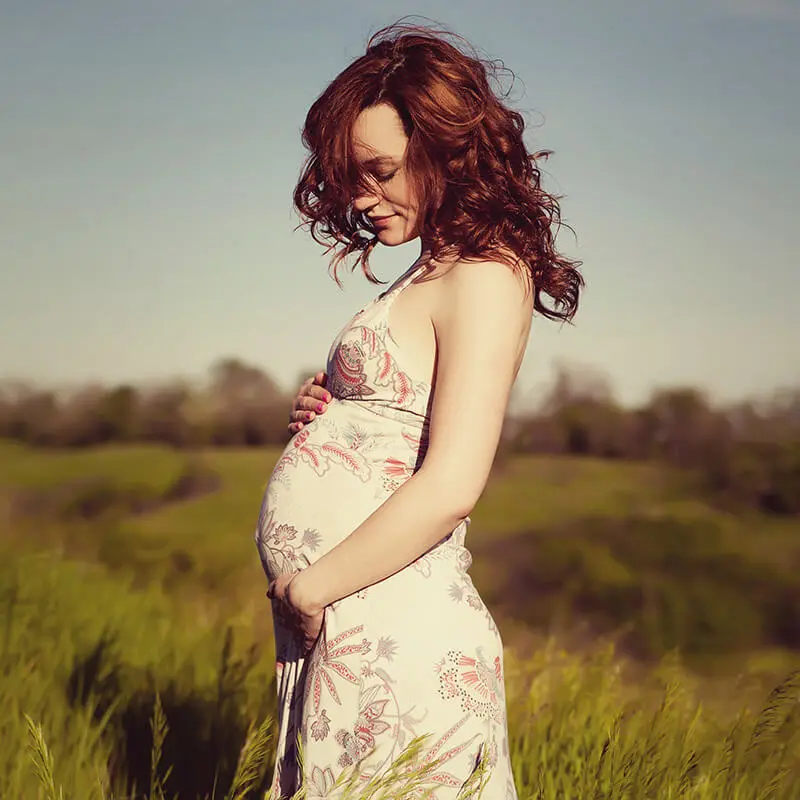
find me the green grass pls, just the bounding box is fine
[0,440,189,490]
[0,547,276,798]
[3,441,800,664]
[4,549,799,798]
[2,441,800,797]
[473,456,677,535]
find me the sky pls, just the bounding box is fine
[1,0,798,409]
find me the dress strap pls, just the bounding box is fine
[378,261,425,308]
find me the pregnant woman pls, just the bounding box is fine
[255,21,582,799]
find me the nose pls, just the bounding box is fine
[353,175,381,212]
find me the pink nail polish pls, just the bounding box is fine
[317,404,324,413]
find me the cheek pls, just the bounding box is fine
[389,178,416,212]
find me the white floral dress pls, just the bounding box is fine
[254,265,518,799]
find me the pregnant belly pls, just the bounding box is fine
[254,404,416,580]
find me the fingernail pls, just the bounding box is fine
[305,412,313,420]
[324,393,331,402]
[316,404,324,413]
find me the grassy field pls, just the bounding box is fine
[1,440,799,798]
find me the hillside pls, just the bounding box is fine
[2,441,799,798]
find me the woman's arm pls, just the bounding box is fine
[290,259,532,613]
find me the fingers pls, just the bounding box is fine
[293,393,329,414]
[288,378,332,434]
[297,372,327,396]
[288,406,320,433]
[268,603,323,654]
[298,612,324,653]
[299,385,331,406]
[267,571,299,601]
[305,609,326,653]
[292,383,330,413]
[266,581,324,653]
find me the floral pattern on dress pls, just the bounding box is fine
[328,338,375,401]
[435,648,505,725]
[269,427,374,487]
[305,629,407,772]
[305,765,336,799]
[303,626,370,722]
[255,505,321,577]
[255,264,518,799]
[380,428,429,494]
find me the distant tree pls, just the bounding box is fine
[539,362,615,414]
[54,385,107,446]
[535,363,627,456]
[642,387,727,469]
[6,388,60,445]
[710,388,800,514]
[766,386,800,436]
[210,358,283,406]
[140,383,193,447]
[0,357,796,513]
[208,358,288,447]
[0,382,17,439]
[95,385,140,443]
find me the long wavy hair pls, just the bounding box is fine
[293,20,583,322]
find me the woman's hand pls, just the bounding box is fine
[289,371,331,434]
[267,571,326,653]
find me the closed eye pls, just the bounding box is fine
[375,170,397,184]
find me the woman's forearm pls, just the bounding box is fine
[295,468,470,609]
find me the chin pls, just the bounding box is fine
[376,228,415,247]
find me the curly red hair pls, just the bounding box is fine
[293,21,583,322]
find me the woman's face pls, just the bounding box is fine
[351,103,419,246]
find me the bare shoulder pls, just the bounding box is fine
[434,255,533,328]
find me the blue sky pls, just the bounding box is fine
[1,0,798,408]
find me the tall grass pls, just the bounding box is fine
[3,444,799,797]
[504,644,800,798]
[0,547,275,798]
[5,548,800,799]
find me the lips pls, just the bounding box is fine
[370,214,395,225]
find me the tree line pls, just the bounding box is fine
[2,357,798,515]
